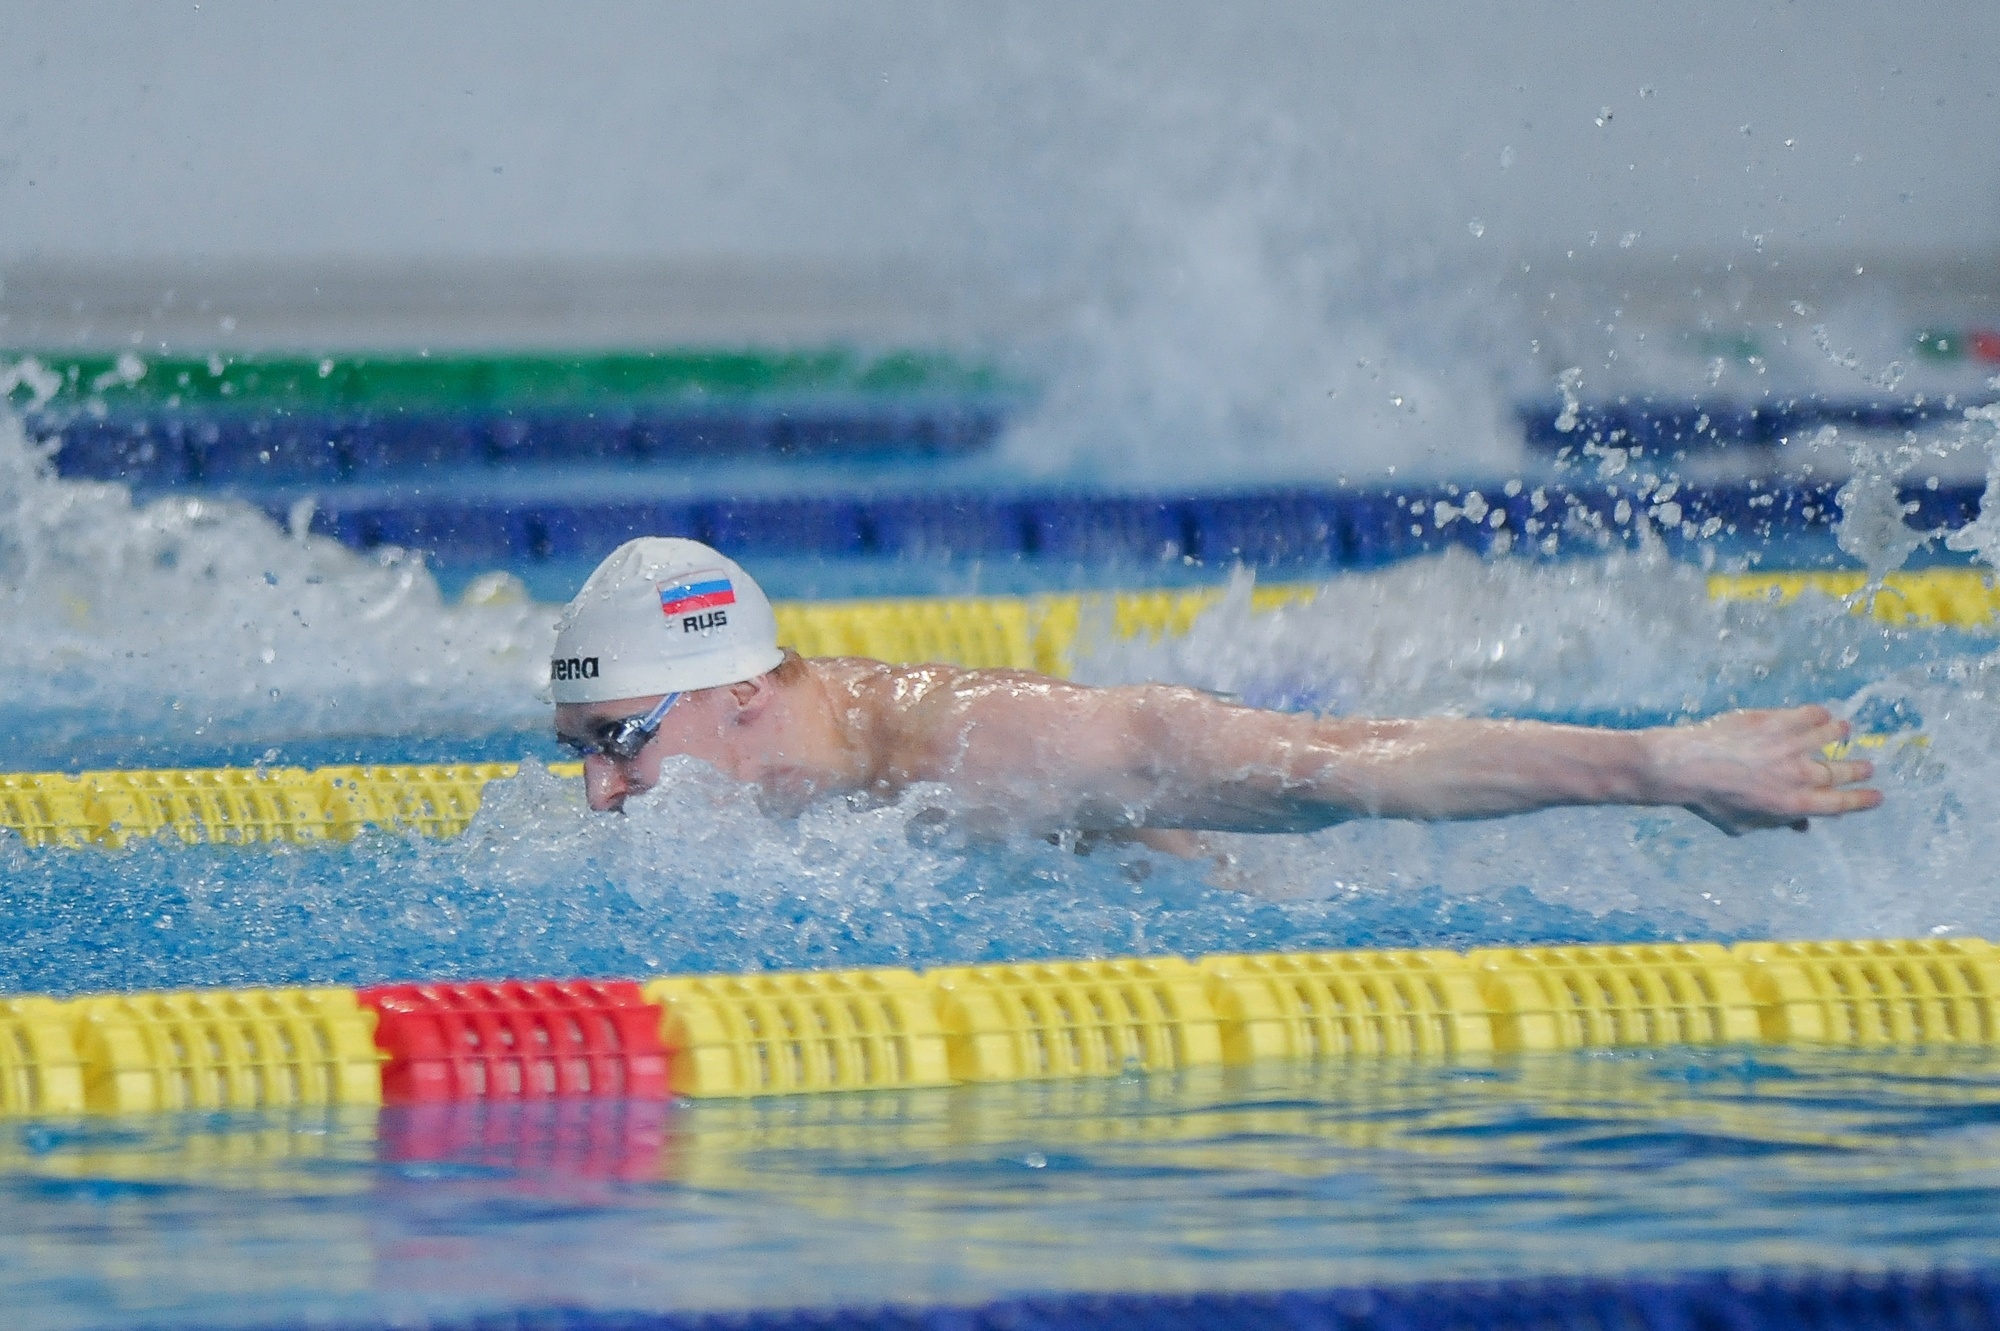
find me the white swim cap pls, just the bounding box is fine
[550,537,785,703]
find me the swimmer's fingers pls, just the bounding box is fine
[1794,783,1885,816]
[1778,745,1879,811]
[1806,757,1873,789]
[1697,784,1881,836]
[1753,702,1837,736]
[1688,755,1881,836]
[1715,705,1851,760]
[1801,714,1852,752]
[1750,776,1882,833]
[1657,705,1883,836]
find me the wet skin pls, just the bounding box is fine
[554,656,1881,837]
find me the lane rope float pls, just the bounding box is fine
[1,939,1997,1115]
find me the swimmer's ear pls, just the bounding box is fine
[723,673,773,723]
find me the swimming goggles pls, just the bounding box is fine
[558,692,682,762]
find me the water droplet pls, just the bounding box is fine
[1467,220,1485,238]
[1594,107,1613,127]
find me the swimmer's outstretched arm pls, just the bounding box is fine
[926,677,1881,835]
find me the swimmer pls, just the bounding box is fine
[551,538,1882,841]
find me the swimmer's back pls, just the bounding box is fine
[805,655,1095,795]
[805,654,1219,822]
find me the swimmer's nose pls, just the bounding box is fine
[583,755,631,812]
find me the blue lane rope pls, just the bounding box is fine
[32,392,1995,488]
[257,479,1978,569]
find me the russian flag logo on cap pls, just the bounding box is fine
[658,572,737,618]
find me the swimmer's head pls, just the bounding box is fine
[550,537,784,704]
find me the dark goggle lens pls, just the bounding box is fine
[560,716,656,761]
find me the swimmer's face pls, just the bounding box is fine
[555,689,744,812]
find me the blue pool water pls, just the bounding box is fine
[10,407,2000,1327]
[10,1049,2000,1331]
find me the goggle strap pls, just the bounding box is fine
[637,692,683,731]
[561,692,685,760]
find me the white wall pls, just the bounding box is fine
[0,1,1989,266]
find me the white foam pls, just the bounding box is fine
[0,412,555,754]
[1070,549,1938,719]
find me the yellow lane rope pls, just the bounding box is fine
[775,569,2000,684]
[1707,568,2000,629]
[2,939,1996,1114]
[772,581,1321,676]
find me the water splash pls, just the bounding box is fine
[909,24,1522,488]
[1946,399,2000,568]
[0,411,553,768]
[1070,550,1960,721]
[1830,425,1933,583]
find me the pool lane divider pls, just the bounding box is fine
[10,349,1014,415]
[0,761,541,849]
[255,477,1996,568]
[3,939,1999,1116]
[365,980,670,1101]
[0,571,1977,850]
[16,348,1018,482]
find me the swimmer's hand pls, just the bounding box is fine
[1642,705,1883,835]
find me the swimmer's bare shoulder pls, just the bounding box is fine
[803,656,1062,789]
[801,656,1217,856]
[804,656,1239,827]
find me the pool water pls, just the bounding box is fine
[9,1047,2000,1331]
[11,406,2000,1327]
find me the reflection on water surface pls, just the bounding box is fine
[7,1047,2000,1330]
